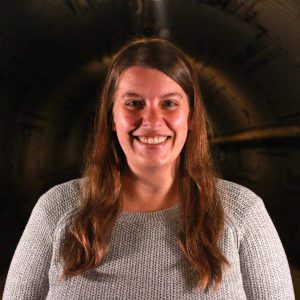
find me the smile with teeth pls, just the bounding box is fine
[137,136,169,145]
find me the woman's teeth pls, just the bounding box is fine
[138,136,168,144]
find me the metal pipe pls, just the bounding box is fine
[212,125,300,144]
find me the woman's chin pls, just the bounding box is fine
[127,158,178,174]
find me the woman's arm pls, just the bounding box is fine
[239,194,295,299]
[3,193,54,300]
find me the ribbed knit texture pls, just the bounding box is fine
[3,179,295,299]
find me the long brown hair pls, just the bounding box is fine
[61,37,228,289]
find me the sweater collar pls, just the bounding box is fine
[117,204,181,223]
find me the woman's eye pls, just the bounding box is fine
[162,100,177,108]
[125,100,144,109]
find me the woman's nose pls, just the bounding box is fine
[141,107,163,127]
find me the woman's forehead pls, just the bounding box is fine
[115,66,186,98]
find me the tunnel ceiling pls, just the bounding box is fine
[1,0,300,136]
[1,0,300,270]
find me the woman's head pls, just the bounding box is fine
[113,66,190,173]
[95,38,209,175]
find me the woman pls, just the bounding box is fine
[3,38,295,299]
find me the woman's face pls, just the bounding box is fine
[113,66,191,173]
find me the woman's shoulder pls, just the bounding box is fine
[216,178,265,226]
[43,177,83,199]
[32,178,84,228]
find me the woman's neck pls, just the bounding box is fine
[120,166,180,212]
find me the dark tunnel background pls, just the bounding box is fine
[0,0,300,296]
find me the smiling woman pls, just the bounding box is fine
[3,38,295,299]
[113,67,190,183]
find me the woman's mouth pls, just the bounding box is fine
[135,136,169,145]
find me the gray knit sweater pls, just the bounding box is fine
[3,179,294,299]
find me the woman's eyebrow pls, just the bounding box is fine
[120,92,184,99]
[121,92,143,99]
[161,92,183,99]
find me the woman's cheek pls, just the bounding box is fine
[169,110,190,129]
[117,111,135,129]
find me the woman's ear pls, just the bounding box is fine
[112,116,116,131]
[188,113,193,130]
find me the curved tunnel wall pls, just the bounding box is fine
[1,0,300,293]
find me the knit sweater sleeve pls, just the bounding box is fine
[3,179,80,300]
[237,188,295,299]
